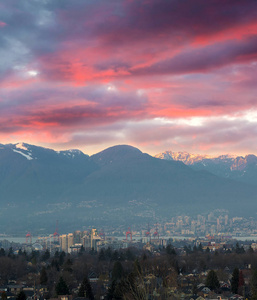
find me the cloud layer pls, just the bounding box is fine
[0,0,257,155]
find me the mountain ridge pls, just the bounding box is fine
[1,143,257,233]
[155,150,257,185]
[155,150,239,166]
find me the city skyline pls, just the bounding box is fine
[1,1,257,156]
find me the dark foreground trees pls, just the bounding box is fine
[56,276,69,295]
[16,291,26,300]
[231,267,239,294]
[206,270,220,291]
[2,241,257,299]
[78,276,94,300]
[40,266,48,285]
[251,269,257,300]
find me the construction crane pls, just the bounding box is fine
[153,225,159,240]
[53,220,59,243]
[26,232,32,244]
[145,223,151,243]
[126,227,132,241]
[145,223,151,237]
[99,229,106,240]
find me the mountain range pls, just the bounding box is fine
[155,151,257,185]
[0,143,256,233]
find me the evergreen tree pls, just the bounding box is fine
[111,250,119,261]
[192,284,198,295]
[59,251,66,265]
[238,270,245,287]
[79,245,85,254]
[133,258,142,275]
[112,261,124,281]
[119,251,125,261]
[89,248,97,255]
[173,259,180,274]
[248,245,254,253]
[1,292,7,300]
[84,277,94,300]
[125,248,134,261]
[112,280,123,300]
[31,250,39,265]
[184,245,191,254]
[98,248,106,261]
[235,242,245,254]
[78,277,94,300]
[198,243,203,252]
[54,250,59,258]
[166,244,176,255]
[51,259,60,271]
[16,291,26,300]
[251,269,257,300]
[22,250,27,259]
[40,266,48,285]
[41,249,50,261]
[64,258,73,273]
[240,246,245,254]
[78,284,84,297]
[142,252,147,261]
[231,267,239,294]
[31,257,37,265]
[8,247,14,258]
[205,270,220,290]
[55,276,69,295]
[235,242,240,253]
[106,280,117,300]
[238,270,245,296]
[105,247,112,260]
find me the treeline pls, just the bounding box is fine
[1,244,257,299]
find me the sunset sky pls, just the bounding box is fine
[1,0,257,156]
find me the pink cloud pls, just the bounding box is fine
[1,0,257,155]
[22,0,255,85]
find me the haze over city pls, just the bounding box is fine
[0,0,257,156]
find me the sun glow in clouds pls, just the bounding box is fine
[107,85,116,92]
[27,70,39,77]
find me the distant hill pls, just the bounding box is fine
[155,150,257,186]
[0,143,98,202]
[0,143,256,233]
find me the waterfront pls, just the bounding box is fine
[1,235,257,245]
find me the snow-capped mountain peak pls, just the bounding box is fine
[57,149,85,159]
[15,142,29,151]
[155,151,212,165]
[155,150,257,184]
[10,143,34,160]
[12,149,33,160]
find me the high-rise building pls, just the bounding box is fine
[60,234,68,252]
[60,233,74,253]
[73,231,82,244]
[67,233,74,253]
